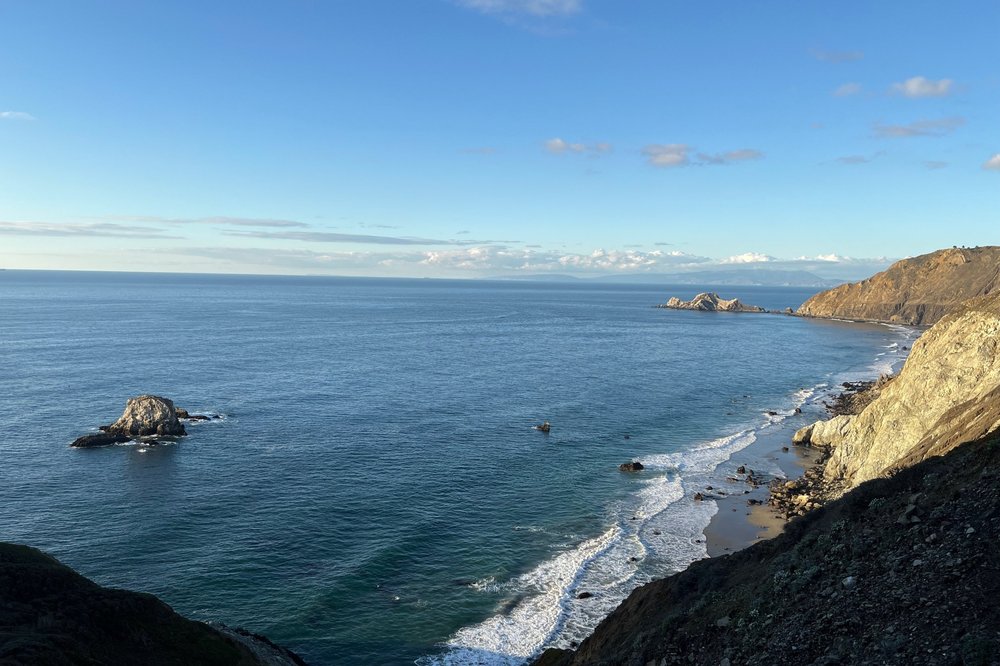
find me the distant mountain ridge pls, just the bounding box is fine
[797,246,1000,325]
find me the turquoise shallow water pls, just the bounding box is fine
[0,272,914,664]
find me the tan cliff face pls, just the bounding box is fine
[800,292,1000,490]
[796,246,1000,326]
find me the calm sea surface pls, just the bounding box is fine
[0,272,914,665]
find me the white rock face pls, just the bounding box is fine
[663,292,765,313]
[804,295,1000,490]
[107,395,186,437]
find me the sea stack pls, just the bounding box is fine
[72,395,187,447]
[660,292,766,313]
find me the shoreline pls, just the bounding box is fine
[702,426,823,557]
[701,332,916,560]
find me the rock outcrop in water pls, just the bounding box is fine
[660,292,766,313]
[105,394,186,437]
[796,246,1000,325]
[72,395,190,447]
[0,542,306,665]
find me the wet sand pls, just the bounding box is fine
[703,425,824,557]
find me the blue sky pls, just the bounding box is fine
[1,0,997,279]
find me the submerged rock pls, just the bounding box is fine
[70,433,131,448]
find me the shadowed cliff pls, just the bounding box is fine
[0,543,305,665]
[535,432,1000,666]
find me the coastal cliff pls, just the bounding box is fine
[535,248,1000,665]
[798,292,1000,490]
[535,432,1000,666]
[0,543,305,665]
[796,246,1000,325]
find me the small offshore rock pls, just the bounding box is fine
[71,433,131,448]
[577,592,593,600]
[694,492,704,501]
[619,461,644,472]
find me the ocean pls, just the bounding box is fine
[0,271,916,665]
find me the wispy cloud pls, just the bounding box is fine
[110,215,309,228]
[456,0,581,16]
[0,111,35,121]
[873,117,964,138]
[696,149,763,165]
[833,151,884,165]
[0,221,180,238]
[222,230,515,246]
[643,144,690,168]
[811,48,864,63]
[984,154,1000,171]
[890,76,954,98]
[544,138,612,156]
[643,144,763,168]
[833,82,862,97]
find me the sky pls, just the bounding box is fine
[1,0,998,280]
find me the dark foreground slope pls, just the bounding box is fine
[796,246,1000,325]
[0,543,305,666]
[536,432,1000,666]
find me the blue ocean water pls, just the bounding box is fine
[0,272,914,665]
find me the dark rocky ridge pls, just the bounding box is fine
[796,246,1000,325]
[535,432,1000,666]
[0,543,305,665]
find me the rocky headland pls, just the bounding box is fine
[0,542,305,665]
[660,292,767,313]
[536,247,1000,665]
[796,246,1000,325]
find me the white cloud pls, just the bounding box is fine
[833,82,862,97]
[890,76,954,98]
[544,138,612,156]
[456,0,581,16]
[643,144,690,168]
[874,117,964,138]
[983,154,1000,171]
[643,144,763,168]
[0,111,35,121]
[420,246,708,273]
[721,252,776,264]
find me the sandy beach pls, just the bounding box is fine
[703,423,825,557]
